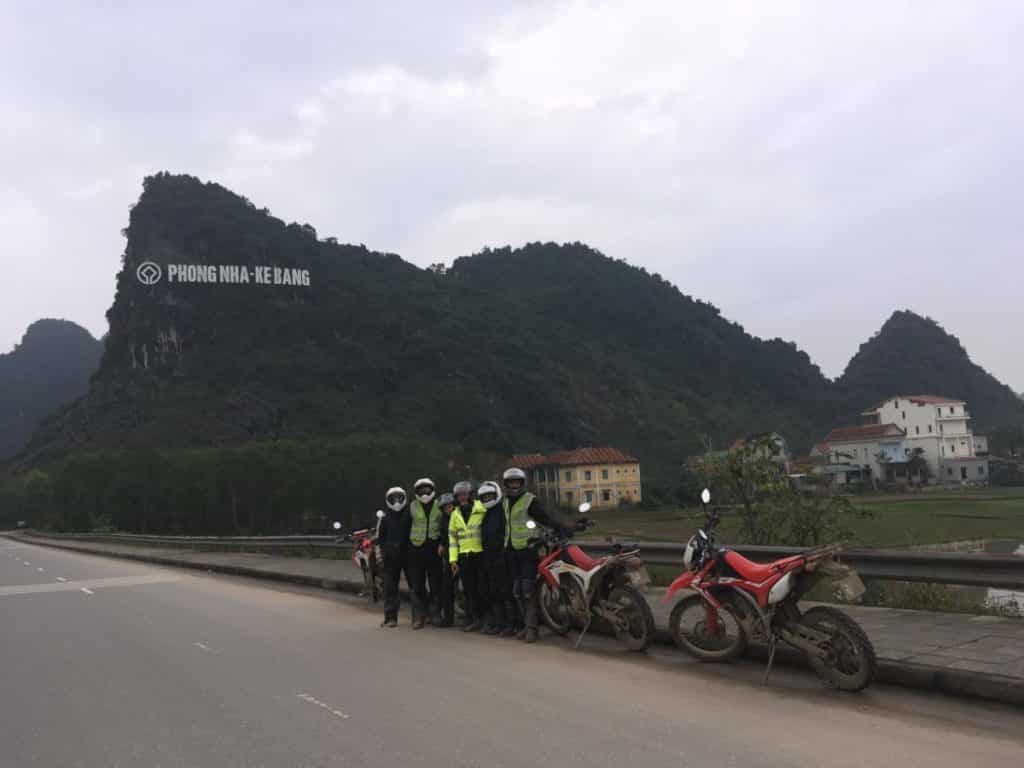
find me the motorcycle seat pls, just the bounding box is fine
[566,545,605,572]
[723,551,780,582]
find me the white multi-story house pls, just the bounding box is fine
[861,395,988,483]
[813,424,909,486]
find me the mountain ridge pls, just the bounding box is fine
[13,174,1024,496]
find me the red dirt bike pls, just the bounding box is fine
[532,503,655,651]
[665,490,876,691]
[335,512,384,604]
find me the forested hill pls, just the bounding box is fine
[0,320,103,459]
[20,173,836,490]
[18,174,1023,503]
[836,310,1024,432]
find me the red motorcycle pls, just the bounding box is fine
[664,490,876,691]
[335,512,384,604]
[532,503,655,651]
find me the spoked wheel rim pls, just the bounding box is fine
[539,581,572,634]
[674,599,742,652]
[608,586,654,651]
[799,607,876,691]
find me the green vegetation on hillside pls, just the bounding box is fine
[0,319,103,460]
[5,173,1023,536]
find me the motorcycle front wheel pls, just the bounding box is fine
[538,580,572,635]
[799,606,876,691]
[669,594,748,661]
[608,586,655,652]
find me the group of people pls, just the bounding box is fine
[375,467,564,643]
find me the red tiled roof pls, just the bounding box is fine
[507,446,639,469]
[508,453,548,469]
[823,423,906,443]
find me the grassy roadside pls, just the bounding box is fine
[588,488,1024,549]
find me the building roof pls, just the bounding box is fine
[823,423,906,443]
[508,446,639,469]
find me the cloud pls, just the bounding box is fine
[2,0,1022,391]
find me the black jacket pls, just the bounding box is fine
[377,505,411,550]
[480,502,506,555]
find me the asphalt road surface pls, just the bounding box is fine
[2,539,1022,768]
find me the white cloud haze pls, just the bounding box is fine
[2,1,1022,389]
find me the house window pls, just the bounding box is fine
[940,424,944,434]
[584,470,592,481]
[928,425,932,433]
[951,444,956,453]
[978,466,986,477]
[564,471,572,482]
[894,399,899,408]
[936,408,941,418]
[941,446,945,455]
[950,407,955,415]
[602,490,611,501]
[585,490,593,502]
[601,469,609,480]
[902,411,906,420]
[947,467,953,477]
[915,426,920,435]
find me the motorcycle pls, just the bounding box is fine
[532,502,655,651]
[665,489,876,691]
[335,510,385,604]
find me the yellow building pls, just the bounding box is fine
[508,447,642,511]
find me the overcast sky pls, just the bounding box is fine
[2,1,1022,391]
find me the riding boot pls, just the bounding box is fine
[485,602,505,636]
[522,590,539,643]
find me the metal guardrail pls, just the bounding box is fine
[13,531,1024,590]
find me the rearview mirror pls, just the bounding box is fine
[332,521,342,531]
[526,519,537,530]
[578,502,592,515]
[701,488,711,505]
[376,509,385,519]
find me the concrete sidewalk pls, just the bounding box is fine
[9,533,1024,707]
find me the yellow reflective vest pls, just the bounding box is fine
[448,501,486,563]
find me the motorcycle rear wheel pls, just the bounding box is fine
[799,606,876,692]
[538,580,572,635]
[609,586,655,652]
[669,594,748,661]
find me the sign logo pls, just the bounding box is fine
[136,261,163,285]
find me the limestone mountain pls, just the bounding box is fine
[0,320,103,459]
[836,310,1024,433]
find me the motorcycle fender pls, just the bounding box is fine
[664,572,696,601]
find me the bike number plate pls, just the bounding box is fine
[628,566,652,590]
[833,571,866,602]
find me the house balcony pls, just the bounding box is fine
[937,412,970,421]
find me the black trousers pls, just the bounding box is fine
[438,550,456,626]
[406,542,443,620]
[382,546,408,622]
[483,551,515,628]
[508,547,540,630]
[459,553,484,623]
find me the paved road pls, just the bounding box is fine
[1,541,1022,768]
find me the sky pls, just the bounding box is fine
[2,1,1022,391]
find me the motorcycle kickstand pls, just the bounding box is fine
[762,635,777,686]
[574,615,593,650]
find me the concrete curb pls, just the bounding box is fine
[11,534,1024,709]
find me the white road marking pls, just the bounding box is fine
[36,567,45,572]
[80,588,94,595]
[0,573,182,598]
[23,561,31,566]
[296,693,350,720]
[193,641,220,654]
[56,577,67,582]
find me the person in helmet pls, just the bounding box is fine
[435,493,457,627]
[478,480,517,637]
[378,486,411,628]
[406,477,444,629]
[447,480,486,631]
[502,467,565,643]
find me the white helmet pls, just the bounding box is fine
[477,481,502,510]
[413,477,436,504]
[385,486,407,512]
[502,467,527,496]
